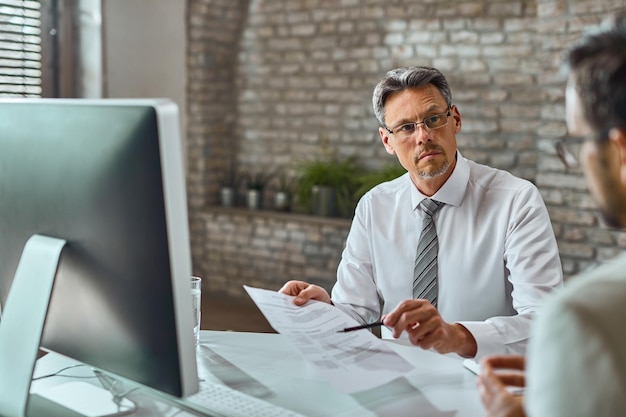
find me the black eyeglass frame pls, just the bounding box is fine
[554,130,610,169]
[384,108,452,137]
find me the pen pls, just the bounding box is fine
[337,321,385,333]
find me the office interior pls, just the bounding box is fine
[2,0,625,415]
[60,0,622,316]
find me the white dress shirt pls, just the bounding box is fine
[331,152,563,358]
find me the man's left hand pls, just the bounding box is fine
[382,299,477,357]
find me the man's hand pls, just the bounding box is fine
[278,280,331,305]
[382,299,477,357]
[477,355,526,417]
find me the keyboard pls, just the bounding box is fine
[180,381,307,417]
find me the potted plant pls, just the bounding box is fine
[353,163,406,201]
[294,157,363,217]
[218,164,240,207]
[243,169,275,210]
[273,172,296,212]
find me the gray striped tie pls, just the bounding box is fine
[413,199,444,306]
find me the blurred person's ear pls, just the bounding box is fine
[610,127,626,185]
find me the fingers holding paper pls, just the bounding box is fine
[477,355,526,417]
[383,299,477,357]
[278,280,331,305]
[480,355,526,385]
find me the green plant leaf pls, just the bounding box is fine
[353,163,406,201]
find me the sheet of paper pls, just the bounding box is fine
[243,285,414,393]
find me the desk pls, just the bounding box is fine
[31,330,486,417]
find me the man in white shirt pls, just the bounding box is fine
[478,12,626,417]
[280,66,563,359]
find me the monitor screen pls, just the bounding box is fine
[0,99,199,402]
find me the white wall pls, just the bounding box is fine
[102,0,187,144]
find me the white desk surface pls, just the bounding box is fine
[32,330,486,417]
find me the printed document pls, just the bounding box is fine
[243,285,414,393]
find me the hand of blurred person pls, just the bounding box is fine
[477,355,527,417]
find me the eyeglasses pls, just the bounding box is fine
[554,131,608,169]
[386,109,451,140]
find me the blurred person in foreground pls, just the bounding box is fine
[478,11,626,417]
[280,65,563,359]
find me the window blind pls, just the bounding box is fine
[0,0,41,97]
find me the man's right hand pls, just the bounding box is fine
[278,280,331,305]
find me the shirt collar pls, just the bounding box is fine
[410,150,470,210]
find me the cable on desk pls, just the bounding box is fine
[34,364,207,415]
[33,364,139,414]
[93,369,140,409]
[32,364,93,381]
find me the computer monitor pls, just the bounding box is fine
[0,99,199,416]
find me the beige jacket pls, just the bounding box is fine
[526,253,626,417]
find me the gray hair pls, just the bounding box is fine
[372,66,453,129]
[566,11,626,132]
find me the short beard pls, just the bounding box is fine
[413,145,450,179]
[415,158,450,179]
[599,208,622,229]
[589,144,626,229]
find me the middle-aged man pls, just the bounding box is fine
[478,11,626,417]
[280,65,563,359]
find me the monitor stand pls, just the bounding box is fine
[0,235,135,417]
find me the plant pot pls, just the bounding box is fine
[247,189,262,210]
[312,185,336,217]
[274,191,290,211]
[220,187,235,207]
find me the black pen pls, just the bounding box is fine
[337,321,385,333]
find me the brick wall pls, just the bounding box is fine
[195,208,350,298]
[187,0,626,298]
